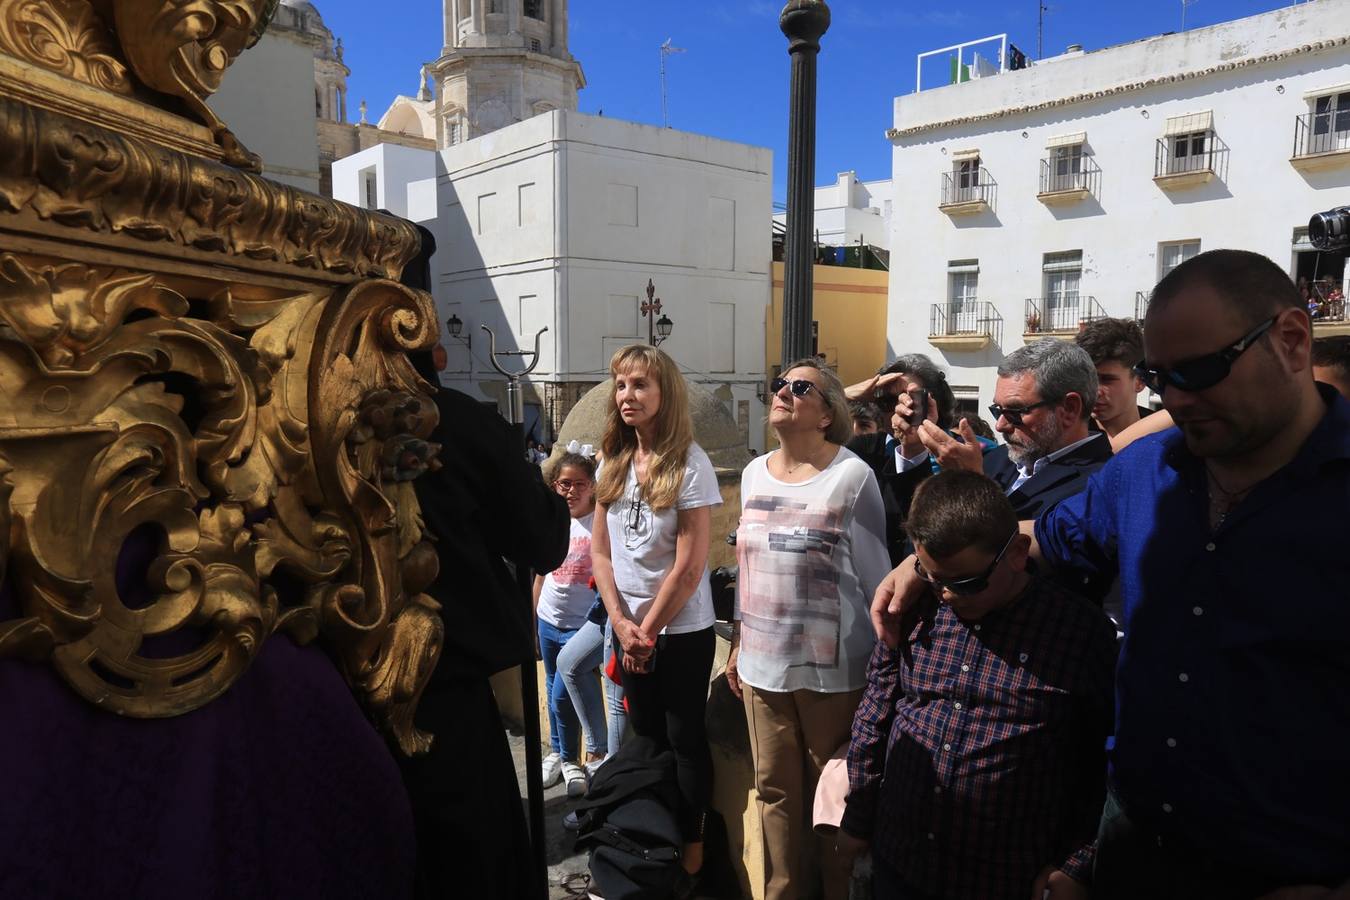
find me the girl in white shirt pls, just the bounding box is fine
[534,450,602,799]
[591,344,721,882]
[727,358,890,900]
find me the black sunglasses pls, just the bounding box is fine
[770,377,816,398]
[988,398,1057,427]
[914,531,1018,596]
[1134,315,1278,394]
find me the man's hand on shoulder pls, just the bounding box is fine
[871,555,925,648]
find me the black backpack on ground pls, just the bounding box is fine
[571,736,685,900]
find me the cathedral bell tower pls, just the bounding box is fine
[430,0,585,148]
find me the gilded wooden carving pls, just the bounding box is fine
[0,0,447,754]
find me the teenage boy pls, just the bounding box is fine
[839,471,1117,900]
[1075,317,1151,439]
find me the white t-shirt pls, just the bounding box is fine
[605,443,722,635]
[734,447,890,693]
[537,513,595,631]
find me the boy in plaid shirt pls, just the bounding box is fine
[839,471,1116,900]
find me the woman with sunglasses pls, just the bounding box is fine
[727,358,890,900]
[591,344,722,882]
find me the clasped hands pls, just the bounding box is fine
[614,617,656,673]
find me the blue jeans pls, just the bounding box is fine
[537,619,582,760]
[554,619,609,756]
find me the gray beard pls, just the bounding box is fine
[1006,416,1065,469]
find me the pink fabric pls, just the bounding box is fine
[812,743,850,835]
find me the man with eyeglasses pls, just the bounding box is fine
[917,340,1113,600]
[875,249,1350,899]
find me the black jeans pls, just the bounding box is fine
[1093,789,1291,900]
[616,626,716,841]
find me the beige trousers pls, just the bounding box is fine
[743,683,864,900]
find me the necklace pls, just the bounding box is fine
[1205,466,1257,529]
[781,443,828,477]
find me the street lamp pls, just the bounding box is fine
[445,313,471,350]
[642,279,674,346]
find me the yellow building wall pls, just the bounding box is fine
[765,262,889,447]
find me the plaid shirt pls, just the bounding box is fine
[841,575,1116,900]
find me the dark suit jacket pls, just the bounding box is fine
[847,432,934,566]
[985,433,1114,600]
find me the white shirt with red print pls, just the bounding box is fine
[537,513,595,630]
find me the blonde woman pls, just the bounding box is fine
[727,358,890,900]
[591,345,722,881]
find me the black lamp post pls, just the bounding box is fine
[780,1,830,364]
[642,279,674,347]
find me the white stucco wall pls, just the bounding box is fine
[208,32,321,194]
[332,142,439,218]
[887,0,1350,410]
[333,109,774,448]
[773,171,893,246]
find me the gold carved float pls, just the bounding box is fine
[0,0,444,755]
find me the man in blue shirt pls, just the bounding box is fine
[871,249,1350,899]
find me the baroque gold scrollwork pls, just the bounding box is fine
[0,0,132,95]
[307,280,444,756]
[0,253,444,752]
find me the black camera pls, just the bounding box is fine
[1309,206,1350,252]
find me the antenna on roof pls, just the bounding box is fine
[1037,0,1048,59]
[659,38,687,129]
[1181,0,1199,31]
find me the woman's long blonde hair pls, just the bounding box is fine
[596,344,694,511]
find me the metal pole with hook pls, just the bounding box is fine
[481,323,550,900]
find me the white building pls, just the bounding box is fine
[773,170,892,248]
[887,1,1350,415]
[334,110,773,448]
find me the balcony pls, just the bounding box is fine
[940,169,995,216]
[1134,290,1150,322]
[1310,289,1350,336]
[1291,111,1350,172]
[1023,296,1106,337]
[929,301,1003,351]
[1153,133,1227,190]
[1037,156,1101,205]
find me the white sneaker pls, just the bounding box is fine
[562,760,587,798]
[583,756,608,779]
[541,751,563,788]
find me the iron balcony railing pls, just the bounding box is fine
[1024,296,1106,334]
[1154,132,1225,177]
[941,168,995,207]
[929,301,1003,343]
[1134,291,1150,322]
[1293,110,1350,158]
[1038,155,1101,196]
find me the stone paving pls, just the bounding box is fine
[505,724,593,899]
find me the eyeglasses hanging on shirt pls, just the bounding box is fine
[623,484,650,550]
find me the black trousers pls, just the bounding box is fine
[617,626,716,842]
[1093,789,1295,900]
[399,676,530,900]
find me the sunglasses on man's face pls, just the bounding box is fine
[770,377,817,399]
[1134,315,1278,394]
[988,398,1057,428]
[914,531,1018,597]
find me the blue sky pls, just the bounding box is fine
[316,0,1292,200]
